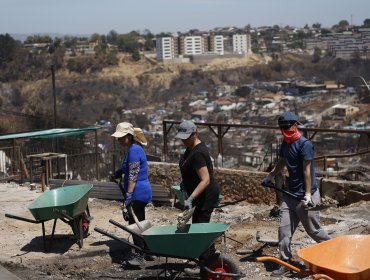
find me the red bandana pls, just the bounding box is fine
[281,128,301,143]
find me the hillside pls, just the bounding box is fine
[0,53,369,132]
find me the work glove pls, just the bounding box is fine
[121,204,129,221]
[184,195,194,210]
[302,193,315,209]
[261,174,273,187]
[125,192,133,207]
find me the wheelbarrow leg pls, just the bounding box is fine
[41,220,57,252]
[72,215,83,248]
[41,222,46,252]
[51,219,57,241]
[156,257,179,280]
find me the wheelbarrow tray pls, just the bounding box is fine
[297,235,370,280]
[171,185,224,207]
[28,184,93,221]
[141,223,229,259]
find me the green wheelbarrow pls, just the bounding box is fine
[5,184,93,251]
[171,185,224,208]
[95,220,245,279]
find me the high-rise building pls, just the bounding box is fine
[156,37,175,61]
[232,34,251,55]
[210,35,224,55]
[183,36,203,55]
[156,32,251,62]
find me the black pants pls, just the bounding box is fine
[128,200,147,253]
[192,206,216,261]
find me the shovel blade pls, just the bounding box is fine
[126,220,152,234]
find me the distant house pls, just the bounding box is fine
[23,43,49,54]
[330,104,359,117]
[191,110,208,121]
[215,98,234,106]
[296,83,326,94]
[324,80,345,90]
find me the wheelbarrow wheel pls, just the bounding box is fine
[82,209,91,238]
[201,253,240,280]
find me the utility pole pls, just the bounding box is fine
[48,45,58,155]
[51,64,57,128]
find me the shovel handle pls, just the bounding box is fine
[261,182,300,200]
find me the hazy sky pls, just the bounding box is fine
[2,0,370,35]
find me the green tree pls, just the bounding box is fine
[106,51,119,65]
[117,33,139,53]
[321,28,332,35]
[338,20,350,28]
[50,37,61,49]
[63,36,78,49]
[90,33,101,43]
[24,35,52,44]
[364,18,370,27]
[107,30,119,44]
[0,33,21,63]
[51,44,65,69]
[131,49,140,61]
[142,29,154,51]
[272,25,280,32]
[333,20,350,32]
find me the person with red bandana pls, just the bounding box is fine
[261,112,330,277]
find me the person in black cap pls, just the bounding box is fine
[261,112,330,277]
[175,120,220,275]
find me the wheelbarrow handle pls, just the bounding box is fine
[94,227,144,252]
[312,274,335,280]
[5,213,42,224]
[256,256,312,276]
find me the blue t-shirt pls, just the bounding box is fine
[121,144,152,203]
[279,136,317,197]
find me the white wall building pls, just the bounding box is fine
[183,36,203,55]
[232,34,251,55]
[156,37,175,61]
[212,35,224,55]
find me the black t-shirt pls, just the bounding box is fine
[179,142,220,210]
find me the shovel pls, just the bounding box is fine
[261,182,336,211]
[125,204,152,234]
[176,207,195,231]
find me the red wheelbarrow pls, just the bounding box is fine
[256,235,370,280]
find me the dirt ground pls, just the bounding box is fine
[0,182,369,280]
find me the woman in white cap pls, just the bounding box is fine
[175,120,220,275]
[111,122,152,267]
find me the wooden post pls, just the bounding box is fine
[41,173,46,192]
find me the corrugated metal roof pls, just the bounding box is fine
[0,127,99,140]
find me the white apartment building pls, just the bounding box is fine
[156,37,175,61]
[183,36,203,55]
[211,35,224,55]
[232,34,251,55]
